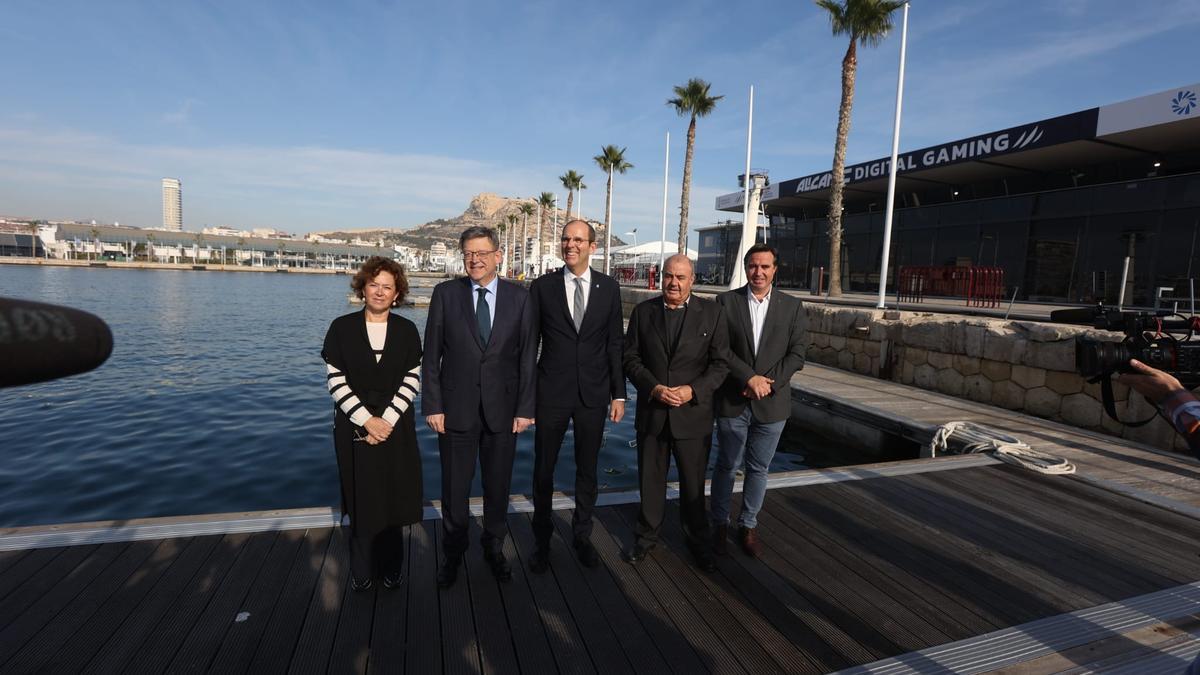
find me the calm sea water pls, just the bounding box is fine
[0,265,810,527]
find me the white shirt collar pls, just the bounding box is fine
[564,266,591,284]
[471,275,499,296]
[748,287,771,304]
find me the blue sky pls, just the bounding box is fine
[2,0,1198,243]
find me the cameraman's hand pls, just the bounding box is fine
[1116,359,1185,405]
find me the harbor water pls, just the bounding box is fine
[0,265,813,528]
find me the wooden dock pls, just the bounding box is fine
[4,369,1200,672]
[794,364,1200,512]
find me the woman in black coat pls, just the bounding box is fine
[322,256,423,591]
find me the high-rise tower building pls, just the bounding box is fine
[161,178,182,230]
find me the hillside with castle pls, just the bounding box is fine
[314,193,621,250]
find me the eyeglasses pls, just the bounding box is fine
[560,237,594,246]
[462,250,498,261]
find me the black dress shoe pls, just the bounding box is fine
[692,550,717,573]
[484,548,513,582]
[350,575,374,592]
[382,570,405,590]
[529,547,550,574]
[622,544,653,565]
[712,523,729,556]
[574,540,600,568]
[437,557,461,589]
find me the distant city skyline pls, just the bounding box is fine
[2,0,1199,245]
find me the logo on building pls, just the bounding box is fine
[1011,125,1043,150]
[1172,90,1197,116]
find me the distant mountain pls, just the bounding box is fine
[314,193,622,250]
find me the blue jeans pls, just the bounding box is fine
[710,408,786,529]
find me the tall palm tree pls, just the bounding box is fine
[508,213,521,275]
[559,171,585,224]
[26,221,39,258]
[816,0,905,296]
[537,192,556,243]
[594,145,634,274]
[496,219,508,275]
[90,227,100,261]
[518,202,536,273]
[668,78,723,254]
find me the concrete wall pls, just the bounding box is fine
[619,286,1184,452]
[806,305,1186,451]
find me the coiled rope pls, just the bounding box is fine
[928,421,1075,474]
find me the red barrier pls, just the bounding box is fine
[897,266,1005,307]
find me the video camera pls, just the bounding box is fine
[1050,304,1200,390]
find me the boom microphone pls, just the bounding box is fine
[0,297,114,388]
[1048,306,1103,325]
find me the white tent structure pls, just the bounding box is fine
[604,240,698,266]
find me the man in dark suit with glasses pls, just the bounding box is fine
[423,226,537,588]
[528,219,626,573]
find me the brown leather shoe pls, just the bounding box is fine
[712,523,729,556]
[739,526,763,558]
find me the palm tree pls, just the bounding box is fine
[146,233,157,263]
[559,171,585,224]
[594,145,634,274]
[508,213,521,275]
[816,0,905,296]
[90,227,100,261]
[668,78,723,254]
[496,219,508,276]
[537,192,556,243]
[26,221,39,258]
[518,202,536,273]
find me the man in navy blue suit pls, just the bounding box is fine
[528,219,625,573]
[422,226,537,588]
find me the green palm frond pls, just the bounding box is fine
[667,78,723,119]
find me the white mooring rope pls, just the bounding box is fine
[928,421,1075,474]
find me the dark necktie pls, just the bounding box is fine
[476,287,491,347]
[572,277,585,331]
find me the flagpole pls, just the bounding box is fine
[659,131,669,285]
[731,84,755,290]
[876,1,909,309]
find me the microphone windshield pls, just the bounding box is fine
[0,297,114,388]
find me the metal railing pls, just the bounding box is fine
[898,266,1006,308]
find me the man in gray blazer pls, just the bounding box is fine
[711,243,806,557]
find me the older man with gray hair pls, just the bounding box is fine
[622,253,729,572]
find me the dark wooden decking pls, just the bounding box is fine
[795,364,1200,510]
[4,461,1200,673]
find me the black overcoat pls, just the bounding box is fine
[322,310,424,532]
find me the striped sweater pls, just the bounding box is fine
[325,321,421,427]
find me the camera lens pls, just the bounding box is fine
[1076,337,1132,378]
